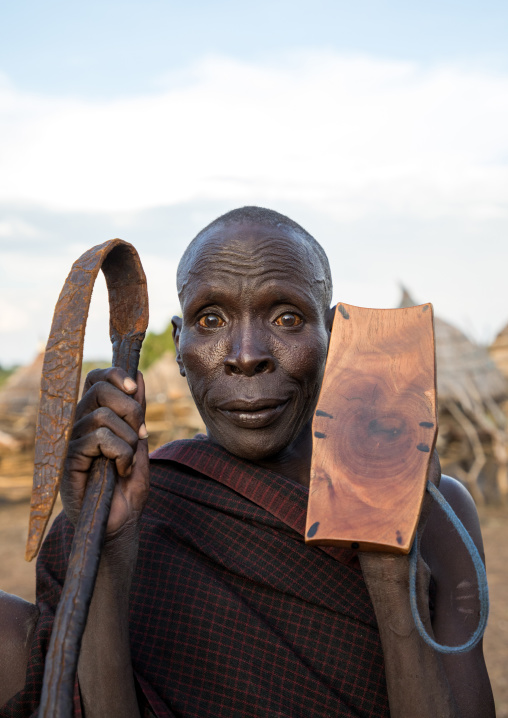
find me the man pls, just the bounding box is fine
[0,207,494,717]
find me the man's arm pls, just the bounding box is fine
[0,592,39,706]
[360,457,494,718]
[0,368,149,716]
[420,474,494,717]
[77,527,142,718]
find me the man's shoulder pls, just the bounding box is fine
[438,474,478,513]
[421,473,484,579]
[433,474,483,553]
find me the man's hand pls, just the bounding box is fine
[62,367,150,538]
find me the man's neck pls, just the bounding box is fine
[255,422,313,488]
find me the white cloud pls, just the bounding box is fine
[1,51,508,364]
[0,218,43,238]
[0,295,30,332]
[0,247,180,365]
[0,52,507,218]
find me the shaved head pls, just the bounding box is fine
[172,208,334,464]
[177,206,333,311]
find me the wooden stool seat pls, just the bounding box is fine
[306,303,437,554]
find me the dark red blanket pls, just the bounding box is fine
[2,438,389,717]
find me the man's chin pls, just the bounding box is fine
[205,424,300,464]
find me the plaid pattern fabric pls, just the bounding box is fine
[2,438,389,718]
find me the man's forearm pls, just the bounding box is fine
[359,553,458,718]
[77,531,141,718]
[0,592,40,706]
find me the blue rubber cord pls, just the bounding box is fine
[408,478,489,654]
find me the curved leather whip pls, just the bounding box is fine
[26,239,149,717]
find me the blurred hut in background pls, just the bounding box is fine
[0,352,44,497]
[0,352,44,452]
[139,321,205,449]
[400,288,508,504]
[2,311,507,505]
[143,351,205,451]
[490,323,508,382]
[0,323,204,499]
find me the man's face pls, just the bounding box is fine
[173,220,331,462]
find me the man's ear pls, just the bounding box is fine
[171,316,186,377]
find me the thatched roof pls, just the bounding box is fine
[489,323,508,381]
[0,352,43,416]
[143,351,205,435]
[399,288,508,411]
[144,351,191,403]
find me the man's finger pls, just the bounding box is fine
[83,367,138,396]
[71,406,139,450]
[75,381,145,434]
[115,438,150,504]
[132,371,147,412]
[67,428,135,478]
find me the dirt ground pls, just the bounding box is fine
[0,488,507,715]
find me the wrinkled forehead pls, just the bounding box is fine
[178,221,328,302]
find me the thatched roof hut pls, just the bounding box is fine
[0,352,43,448]
[400,288,506,404]
[0,346,205,455]
[0,353,43,415]
[434,318,507,412]
[489,323,508,382]
[143,352,205,448]
[399,288,508,503]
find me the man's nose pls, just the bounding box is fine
[223,326,275,376]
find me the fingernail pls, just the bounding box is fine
[132,454,137,467]
[139,423,149,439]
[123,377,137,392]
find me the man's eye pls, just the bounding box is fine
[198,314,225,329]
[274,313,302,327]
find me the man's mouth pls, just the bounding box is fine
[216,398,289,428]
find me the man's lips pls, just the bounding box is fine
[216,398,289,428]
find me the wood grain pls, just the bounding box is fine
[306,303,437,554]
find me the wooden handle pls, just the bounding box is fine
[306,303,437,554]
[27,240,148,560]
[29,240,148,717]
[39,458,116,717]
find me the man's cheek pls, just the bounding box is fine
[290,342,327,381]
[180,337,224,375]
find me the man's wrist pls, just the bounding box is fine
[99,523,140,583]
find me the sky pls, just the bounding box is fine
[1,0,508,365]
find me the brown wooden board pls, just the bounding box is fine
[305,303,437,554]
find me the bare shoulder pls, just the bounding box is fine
[0,591,39,706]
[421,474,485,573]
[438,474,483,540]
